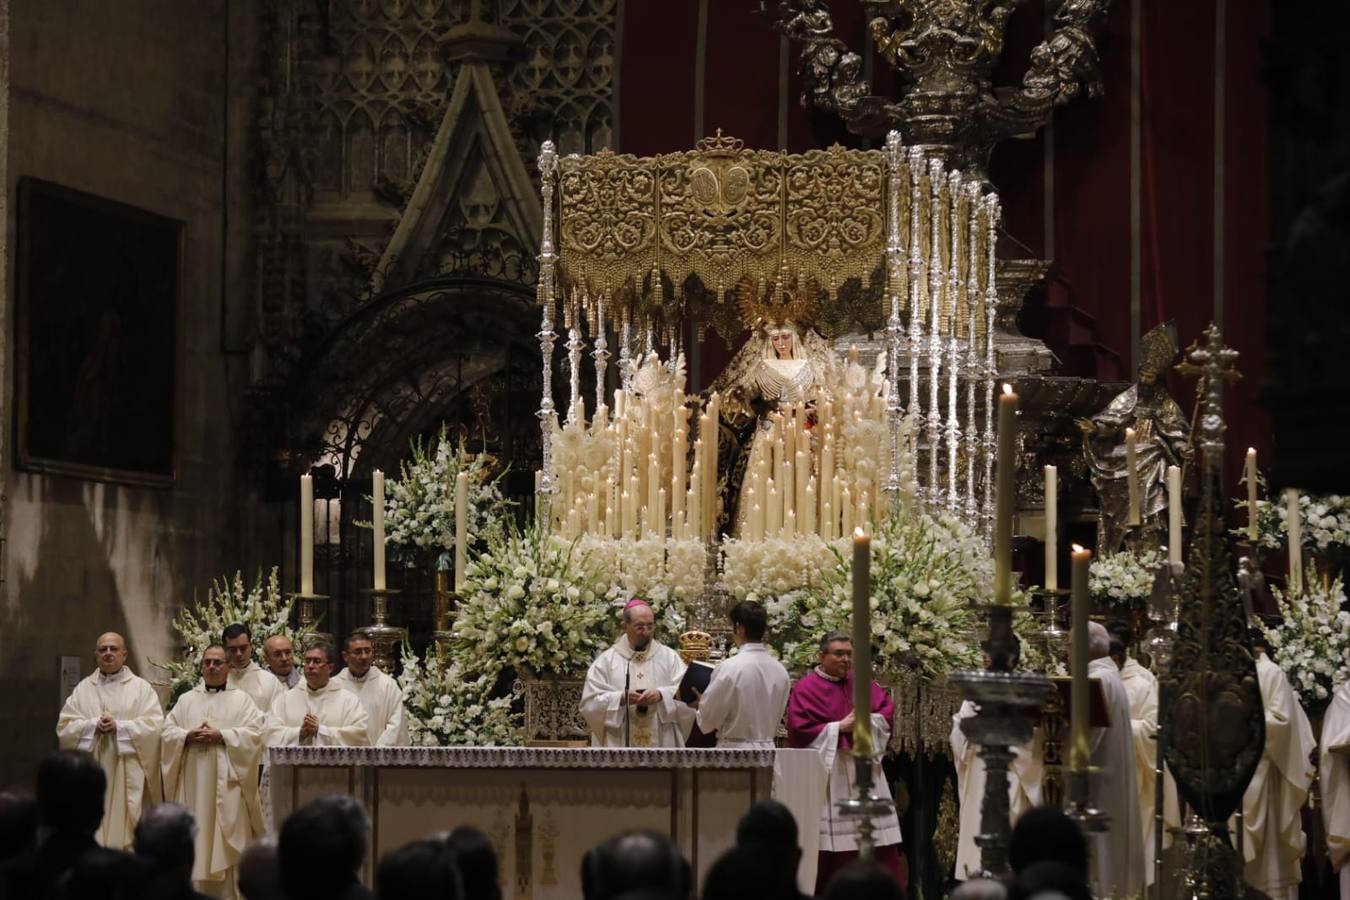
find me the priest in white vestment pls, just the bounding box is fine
[162,645,266,898]
[224,624,286,718]
[332,633,406,746]
[1085,622,1143,899]
[56,632,164,850]
[1107,625,1181,887]
[580,598,692,748]
[1236,643,1317,900]
[951,693,1043,880]
[1321,679,1350,900]
[267,642,369,747]
[692,600,790,748]
[264,634,300,689]
[787,630,906,893]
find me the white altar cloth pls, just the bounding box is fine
[268,746,822,898]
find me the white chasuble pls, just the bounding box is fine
[332,666,406,746]
[162,685,266,897]
[1320,680,1350,899]
[951,700,1043,880]
[695,643,790,748]
[1118,656,1180,885]
[579,636,692,748]
[266,682,369,747]
[1087,657,1144,900]
[1236,653,1317,900]
[227,662,285,721]
[56,667,164,850]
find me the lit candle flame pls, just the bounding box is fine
[1072,543,1085,553]
[1002,383,1013,395]
[854,526,866,539]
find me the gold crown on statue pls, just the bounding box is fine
[694,129,745,156]
[1139,321,1180,374]
[679,630,712,664]
[735,269,818,332]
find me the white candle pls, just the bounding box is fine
[300,474,314,595]
[1286,488,1302,595]
[841,484,853,537]
[1245,448,1258,542]
[751,504,762,542]
[647,453,660,535]
[1125,427,1140,526]
[1167,465,1182,566]
[1043,465,1057,592]
[454,472,468,591]
[767,479,781,536]
[372,470,386,591]
[784,509,797,539]
[805,477,817,536]
[994,385,1017,604]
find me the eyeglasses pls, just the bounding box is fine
[628,623,655,633]
[202,659,227,667]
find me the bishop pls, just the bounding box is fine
[580,599,692,747]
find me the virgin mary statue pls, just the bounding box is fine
[706,278,840,536]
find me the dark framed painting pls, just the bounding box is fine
[15,178,183,486]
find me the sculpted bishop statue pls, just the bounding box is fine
[1078,322,1192,553]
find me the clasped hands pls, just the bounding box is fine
[95,715,118,736]
[299,712,321,740]
[626,689,662,706]
[185,722,223,745]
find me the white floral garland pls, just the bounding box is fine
[720,535,841,600]
[1260,563,1350,708]
[1235,491,1350,556]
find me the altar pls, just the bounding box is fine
[268,746,825,898]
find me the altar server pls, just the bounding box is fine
[162,644,266,897]
[224,623,285,717]
[694,600,790,748]
[1237,636,1317,900]
[786,631,904,893]
[580,598,692,747]
[332,633,406,746]
[950,655,1043,881]
[1085,621,1143,899]
[56,631,163,850]
[1321,679,1350,900]
[267,642,369,747]
[1107,623,1180,887]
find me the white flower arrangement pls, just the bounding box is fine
[1235,490,1350,558]
[366,425,512,566]
[396,644,520,746]
[1013,610,1068,677]
[1260,563,1350,709]
[156,568,293,704]
[763,510,985,678]
[450,521,611,679]
[1088,549,1162,609]
[720,535,840,600]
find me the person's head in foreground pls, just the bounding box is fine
[1008,806,1088,877]
[581,829,690,900]
[820,859,905,900]
[377,837,462,900]
[279,794,370,900]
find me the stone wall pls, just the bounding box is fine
[0,0,258,781]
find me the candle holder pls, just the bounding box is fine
[1031,588,1070,671]
[835,752,896,861]
[949,600,1051,878]
[433,569,460,666]
[289,593,334,648]
[358,588,406,673]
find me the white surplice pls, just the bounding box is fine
[951,699,1043,880]
[162,684,266,898]
[1087,657,1144,900]
[1236,652,1316,900]
[1321,680,1350,900]
[806,712,902,852]
[695,643,790,748]
[579,635,692,748]
[227,662,285,721]
[1118,656,1181,886]
[332,666,406,746]
[56,667,164,850]
[266,681,369,747]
